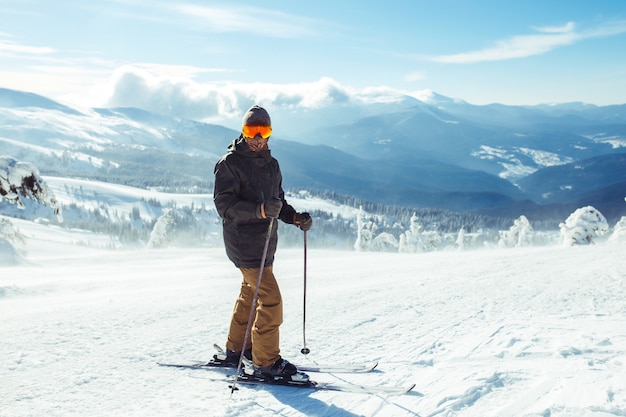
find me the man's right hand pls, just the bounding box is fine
[260,199,283,219]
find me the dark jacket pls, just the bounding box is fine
[213,136,296,268]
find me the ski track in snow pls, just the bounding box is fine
[2,238,626,417]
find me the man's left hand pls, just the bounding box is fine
[294,212,312,231]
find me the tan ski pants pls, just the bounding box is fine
[226,266,283,367]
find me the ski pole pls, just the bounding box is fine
[301,230,310,355]
[231,217,276,394]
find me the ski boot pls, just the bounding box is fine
[213,347,252,366]
[246,357,309,383]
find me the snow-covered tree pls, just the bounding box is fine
[354,206,376,251]
[499,215,534,248]
[0,217,26,265]
[370,232,398,252]
[559,206,608,246]
[147,210,175,248]
[0,239,22,265]
[422,230,442,252]
[611,197,626,244]
[0,156,62,221]
[609,216,626,244]
[399,213,423,253]
[147,207,206,248]
[456,227,466,250]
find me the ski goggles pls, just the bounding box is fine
[242,125,272,139]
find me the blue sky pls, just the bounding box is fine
[1,0,625,123]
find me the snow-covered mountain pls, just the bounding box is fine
[1,87,625,222]
[517,153,626,221]
[303,99,626,184]
[0,88,234,192]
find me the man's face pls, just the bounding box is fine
[242,125,271,152]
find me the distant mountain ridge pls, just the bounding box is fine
[1,87,625,223]
[304,100,626,179]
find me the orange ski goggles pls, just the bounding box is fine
[242,125,272,139]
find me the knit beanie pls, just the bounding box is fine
[242,105,271,126]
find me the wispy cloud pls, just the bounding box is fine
[534,22,576,34]
[85,0,330,38]
[429,20,626,64]
[0,38,56,56]
[165,3,325,38]
[132,63,230,79]
[405,71,426,82]
[0,32,119,104]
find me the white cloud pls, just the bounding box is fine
[535,22,576,34]
[405,71,426,82]
[165,3,324,38]
[429,19,626,64]
[80,0,330,39]
[0,38,55,56]
[0,42,118,106]
[430,24,578,64]
[132,63,230,80]
[99,65,410,124]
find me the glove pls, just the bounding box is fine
[294,212,312,231]
[259,199,283,219]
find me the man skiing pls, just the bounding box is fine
[213,105,313,379]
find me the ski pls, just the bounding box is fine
[157,344,378,374]
[157,359,378,374]
[230,373,416,396]
[160,353,415,396]
[158,345,413,395]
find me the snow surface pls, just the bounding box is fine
[2,211,626,417]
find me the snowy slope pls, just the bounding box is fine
[42,177,360,222]
[2,216,626,416]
